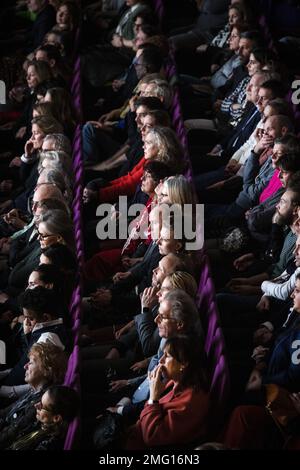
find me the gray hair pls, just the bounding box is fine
[163,175,197,205]
[39,150,73,176]
[43,134,72,155]
[36,197,70,215]
[164,289,202,336]
[38,168,72,204]
[39,209,74,248]
[147,126,184,173]
[145,79,173,109]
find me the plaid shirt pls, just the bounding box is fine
[211,23,230,48]
[221,76,250,125]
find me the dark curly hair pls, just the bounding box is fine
[41,243,77,272]
[31,264,64,288]
[29,343,67,384]
[46,385,80,422]
[20,286,60,321]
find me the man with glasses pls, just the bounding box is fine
[104,289,203,421]
[0,183,66,295]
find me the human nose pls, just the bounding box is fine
[159,355,165,365]
[293,245,298,256]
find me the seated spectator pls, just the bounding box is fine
[43,29,71,57]
[170,0,231,53]
[39,242,77,273]
[53,1,79,33]
[223,274,300,449]
[35,43,71,85]
[38,149,73,182]
[43,87,77,137]
[0,342,67,449]
[41,133,71,155]
[105,289,204,410]
[37,167,72,202]
[39,242,77,302]
[83,160,173,284]
[124,335,209,449]
[8,385,80,450]
[83,126,186,205]
[0,285,70,391]
[4,264,65,364]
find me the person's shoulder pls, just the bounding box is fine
[36,435,64,451]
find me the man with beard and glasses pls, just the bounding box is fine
[215,175,300,346]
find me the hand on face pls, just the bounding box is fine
[148,364,166,401]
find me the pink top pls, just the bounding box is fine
[259,169,282,203]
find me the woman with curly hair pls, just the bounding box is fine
[0,342,67,450]
[83,126,186,205]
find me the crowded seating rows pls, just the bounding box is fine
[65,0,300,450]
[1,0,300,451]
[0,0,83,451]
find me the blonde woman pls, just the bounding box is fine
[32,102,57,119]
[157,271,198,303]
[158,174,198,206]
[84,126,185,204]
[15,116,63,169]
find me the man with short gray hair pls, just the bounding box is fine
[105,289,203,419]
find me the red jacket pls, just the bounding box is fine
[98,157,145,203]
[125,382,210,450]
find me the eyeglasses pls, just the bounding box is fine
[37,231,54,240]
[158,286,171,294]
[134,62,145,68]
[156,312,176,322]
[35,401,53,413]
[28,281,38,288]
